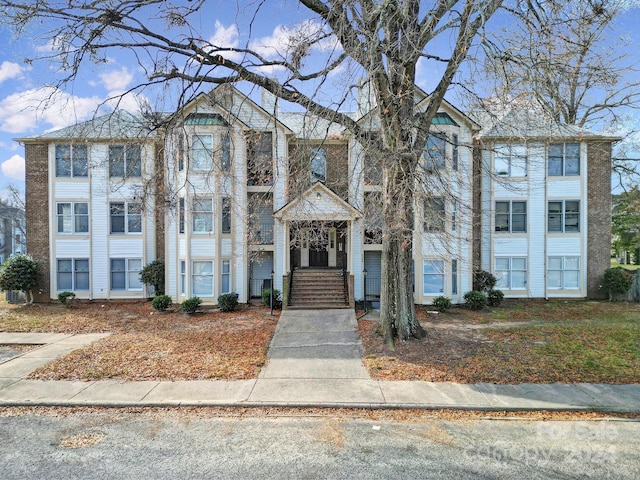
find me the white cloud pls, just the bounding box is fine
[98,67,134,91]
[0,62,25,84]
[209,21,242,61]
[1,154,25,180]
[0,86,103,134]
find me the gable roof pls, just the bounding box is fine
[274,182,361,222]
[478,109,621,142]
[15,110,157,143]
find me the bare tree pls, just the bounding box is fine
[0,0,509,346]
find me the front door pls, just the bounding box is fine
[309,247,328,267]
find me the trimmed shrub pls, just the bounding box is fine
[151,294,172,312]
[602,267,633,301]
[432,296,453,312]
[464,290,488,311]
[0,254,38,304]
[218,292,239,312]
[140,260,165,295]
[57,291,76,305]
[487,289,504,307]
[473,269,497,292]
[261,288,282,309]
[180,296,202,314]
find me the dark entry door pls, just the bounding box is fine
[309,248,328,267]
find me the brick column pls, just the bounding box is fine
[586,142,612,299]
[25,143,51,302]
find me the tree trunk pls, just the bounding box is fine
[379,157,426,348]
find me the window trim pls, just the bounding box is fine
[495,200,527,233]
[547,200,580,233]
[110,201,143,235]
[110,258,143,291]
[494,143,527,177]
[191,196,214,234]
[547,256,581,290]
[495,256,528,290]
[424,196,446,233]
[191,260,214,297]
[109,144,142,178]
[548,143,580,177]
[55,144,88,178]
[423,259,445,295]
[56,202,89,234]
[423,133,447,171]
[56,258,90,291]
[190,133,214,171]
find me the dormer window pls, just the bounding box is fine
[310,148,326,183]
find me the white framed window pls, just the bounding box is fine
[548,200,580,233]
[109,144,142,177]
[178,198,185,234]
[110,202,142,234]
[548,143,580,176]
[310,147,327,183]
[495,201,527,233]
[452,134,459,171]
[424,197,445,232]
[548,256,580,290]
[221,260,231,294]
[192,197,213,233]
[56,202,89,234]
[451,199,458,232]
[191,134,213,171]
[423,133,446,170]
[495,144,527,177]
[423,259,445,295]
[192,261,214,296]
[180,260,186,296]
[495,257,527,290]
[110,258,143,291]
[57,258,89,291]
[55,144,88,177]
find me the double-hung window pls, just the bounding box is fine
[57,258,89,291]
[548,143,580,176]
[109,145,142,177]
[495,201,527,233]
[191,134,213,171]
[192,260,214,296]
[110,258,143,291]
[423,259,445,295]
[192,197,213,233]
[548,256,580,289]
[110,202,142,234]
[423,133,446,170]
[57,202,89,234]
[495,144,527,177]
[548,200,580,232]
[424,197,445,232]
[495,257,527,290]
[55,145,88,177]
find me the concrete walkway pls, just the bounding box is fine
[0,312,639,412]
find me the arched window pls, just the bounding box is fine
[310,148,326,183]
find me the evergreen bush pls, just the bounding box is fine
[180,296,202,314]
[218,293,239,312]
[602,267,633,301]
[151,294,172,312]
[464,290,488,311]
[487,289,504,307]
[432,296,453,312]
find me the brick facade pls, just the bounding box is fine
[24,143,51,302]
[587,142,613,299]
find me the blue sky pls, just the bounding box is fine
[1,1,639,196]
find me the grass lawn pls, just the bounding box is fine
[610,258,639,271]
[0,301,278,381]
[359,300,640,384]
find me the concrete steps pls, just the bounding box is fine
[288,268,350,309]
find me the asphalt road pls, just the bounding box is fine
[0,410,637,479]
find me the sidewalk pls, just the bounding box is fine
[0,311,639,412]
